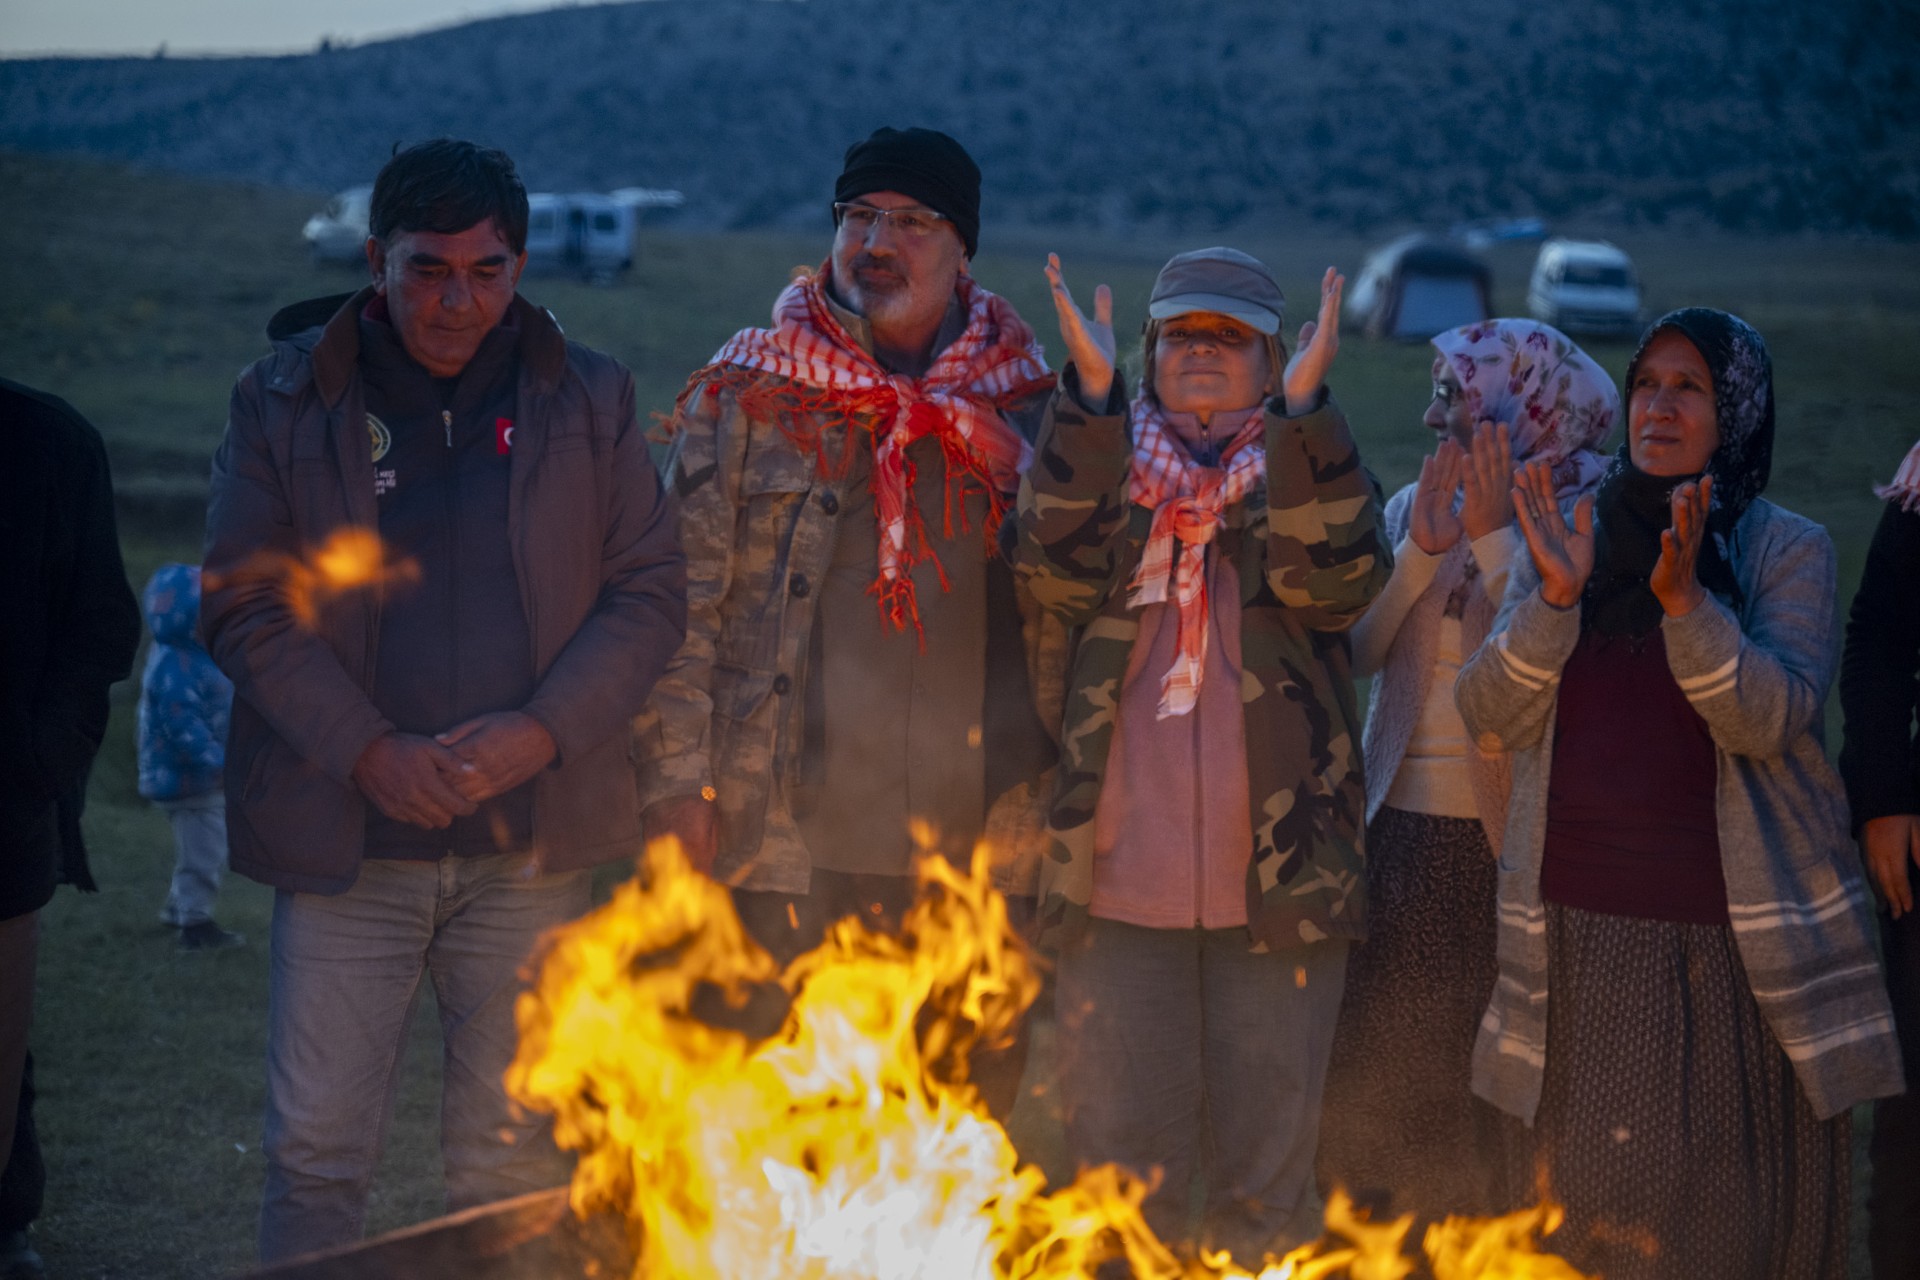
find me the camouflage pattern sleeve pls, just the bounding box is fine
[1014,367,1136,627]
[631,373,747,810]
[1259,393,1393,631]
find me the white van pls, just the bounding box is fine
[525,193,635,282]
[302,185,373,264]
[1527,239,1642,337]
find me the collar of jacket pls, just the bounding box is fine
[263,285,568,406]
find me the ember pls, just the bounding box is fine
[204,527,421,627]
[508,842,1590,1279]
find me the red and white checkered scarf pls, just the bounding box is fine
[710,266,1051,633]
[1127,397,1267,718]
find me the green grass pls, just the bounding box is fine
[3,149,1914,1276]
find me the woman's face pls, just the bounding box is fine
[1153,311,1273,417]
[1423,355,1473,447]
[1629,331,1720,477]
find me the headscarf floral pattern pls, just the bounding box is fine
[1432,318,1619,498]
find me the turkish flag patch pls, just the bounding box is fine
[495,418,515,455]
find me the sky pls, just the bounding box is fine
[0,0,571,57]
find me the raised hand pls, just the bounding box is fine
[1044,253,1116,407]
[1651,475,1712,617]
[1409,438,1466,555]
[1511,459,1594,609]
[1283,267,1345,415]
[1460,420,1516,542]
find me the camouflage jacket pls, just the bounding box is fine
[634,362,1067,895]
[1015,373,1390,950]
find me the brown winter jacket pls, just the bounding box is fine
[202,288,686,894]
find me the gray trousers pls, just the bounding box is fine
[1056,917,1349,1266]
[157,790,227,928]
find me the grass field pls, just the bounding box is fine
[2,149,1916,1277]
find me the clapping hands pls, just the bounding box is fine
[1044,253,1116,408]
[1409,421,1517,556]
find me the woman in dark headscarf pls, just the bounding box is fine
[1454,308,1903,1278]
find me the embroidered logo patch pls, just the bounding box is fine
[367,413,392,462]
[496,417,515,455]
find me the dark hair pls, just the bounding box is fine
[368,138,529,255]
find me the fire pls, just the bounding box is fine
[205,527,421,626]
[508,842,1591,1279]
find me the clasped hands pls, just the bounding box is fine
[1042,253,1346,416]
[1512,462,1711,617]
[350,711,557,830]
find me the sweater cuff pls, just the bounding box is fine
[1660,591,1743,682]
[1469,526,1518,581]
[1504,587,1582,672]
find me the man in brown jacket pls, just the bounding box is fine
[201,139,685,1263]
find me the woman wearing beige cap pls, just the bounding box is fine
[1016,248,1389,1264]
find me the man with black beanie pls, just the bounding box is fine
[636,127,1061,1114]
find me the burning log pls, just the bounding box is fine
[241,1187,630,1280]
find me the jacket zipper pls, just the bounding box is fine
[443,405,456,858]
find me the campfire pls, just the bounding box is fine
[507,842,1592,1280]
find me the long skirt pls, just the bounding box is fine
[1317,806,1526,1220]
[1536,902,1851,1280]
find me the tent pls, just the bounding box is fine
[1344,234,1493,340]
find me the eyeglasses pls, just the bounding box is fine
[1432,381,1464,407]
[832,202,951,239]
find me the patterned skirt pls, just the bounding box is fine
[1536,902,1851,1280]
[1317,806,1526,1220]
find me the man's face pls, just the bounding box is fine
[828,190,968,335]
[366,221,526,377]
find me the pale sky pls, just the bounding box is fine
[0,0,574,57]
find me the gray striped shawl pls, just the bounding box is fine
[1455,496,1903,1122]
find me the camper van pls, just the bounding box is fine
[1527,239,1642,337]
[302,185,373,264]
[302,184,684,279]
[525,193,636,282]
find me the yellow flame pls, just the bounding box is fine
[509,841,1591,1279]
[206,527,421,627]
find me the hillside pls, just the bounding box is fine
[1,0,1915,236]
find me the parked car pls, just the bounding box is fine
[301,185,372,264]
[1527,238,1643,337]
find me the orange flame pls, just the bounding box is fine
[207,528,421,627]
[508,841,1591,1279]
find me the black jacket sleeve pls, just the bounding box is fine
[1839,501,1920,829]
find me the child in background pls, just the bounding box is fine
[138,564,241,950]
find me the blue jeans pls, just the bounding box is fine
[257,852,591,1264]
[1056,918,1349,1265]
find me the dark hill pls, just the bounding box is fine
[2,0,1915,235]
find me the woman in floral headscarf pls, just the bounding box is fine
[1318,319,1616,1221]
[1455,309,1903,1278]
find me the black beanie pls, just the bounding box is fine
[833,127,981,257]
